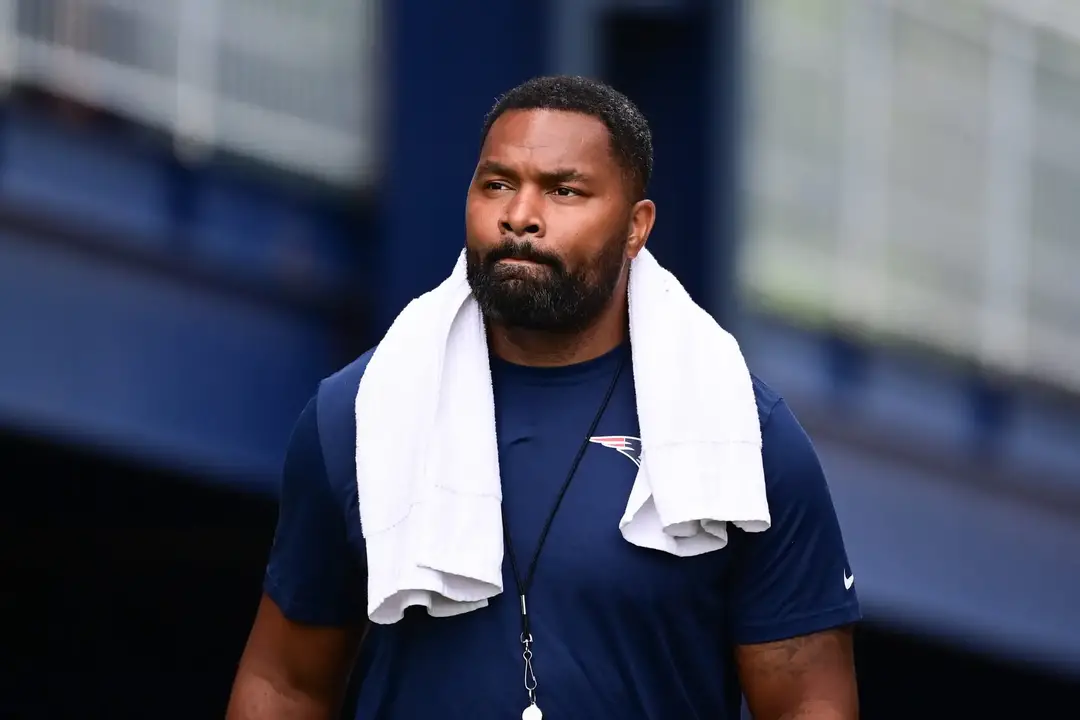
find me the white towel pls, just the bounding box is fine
[355,248,770,625]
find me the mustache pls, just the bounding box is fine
[484,238,564,270]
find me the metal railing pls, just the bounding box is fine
[0,0,379,186]
[744,0,1080,391]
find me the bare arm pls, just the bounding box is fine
[227,594,366,720]
[736,627,858,720]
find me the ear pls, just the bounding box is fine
[626,199,656,260]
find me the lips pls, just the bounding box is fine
[496,258,542,266]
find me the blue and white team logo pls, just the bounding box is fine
[589,435,642,467]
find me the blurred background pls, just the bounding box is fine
[1,0,1078,717]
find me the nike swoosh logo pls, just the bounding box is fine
[844,571,855,590]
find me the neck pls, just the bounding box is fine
[488,292,628,368]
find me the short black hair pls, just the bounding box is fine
[480,76,653,200]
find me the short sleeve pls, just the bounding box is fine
[263,395,366,626]
[729,399,861,645]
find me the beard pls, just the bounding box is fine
[465,233,627,333]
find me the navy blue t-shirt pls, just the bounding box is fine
[265,343,860,719]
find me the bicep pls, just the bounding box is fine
[727,400,861,717]
[236,593,364,704]
[230,395,367,717]
[736,628,857,720]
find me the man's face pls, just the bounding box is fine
[465,109,634,333]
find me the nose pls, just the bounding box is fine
[499,187,545,238]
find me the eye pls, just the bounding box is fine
[552,186,580,197]
[484,180,511,192]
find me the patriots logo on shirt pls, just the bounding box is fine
[589,435,643,468]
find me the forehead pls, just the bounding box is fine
[480,109,618,177]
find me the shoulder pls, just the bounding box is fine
[309,346,378,492]
[320,345,378,402]
[750,374,825,500]
[750,373,784,430]
[316,346,378,432]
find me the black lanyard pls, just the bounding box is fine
[500,352,626,716]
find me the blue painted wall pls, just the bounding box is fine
[604,11,711,308]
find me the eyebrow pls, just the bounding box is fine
[475,160,590,185]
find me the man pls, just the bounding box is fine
[228,76,860,720]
